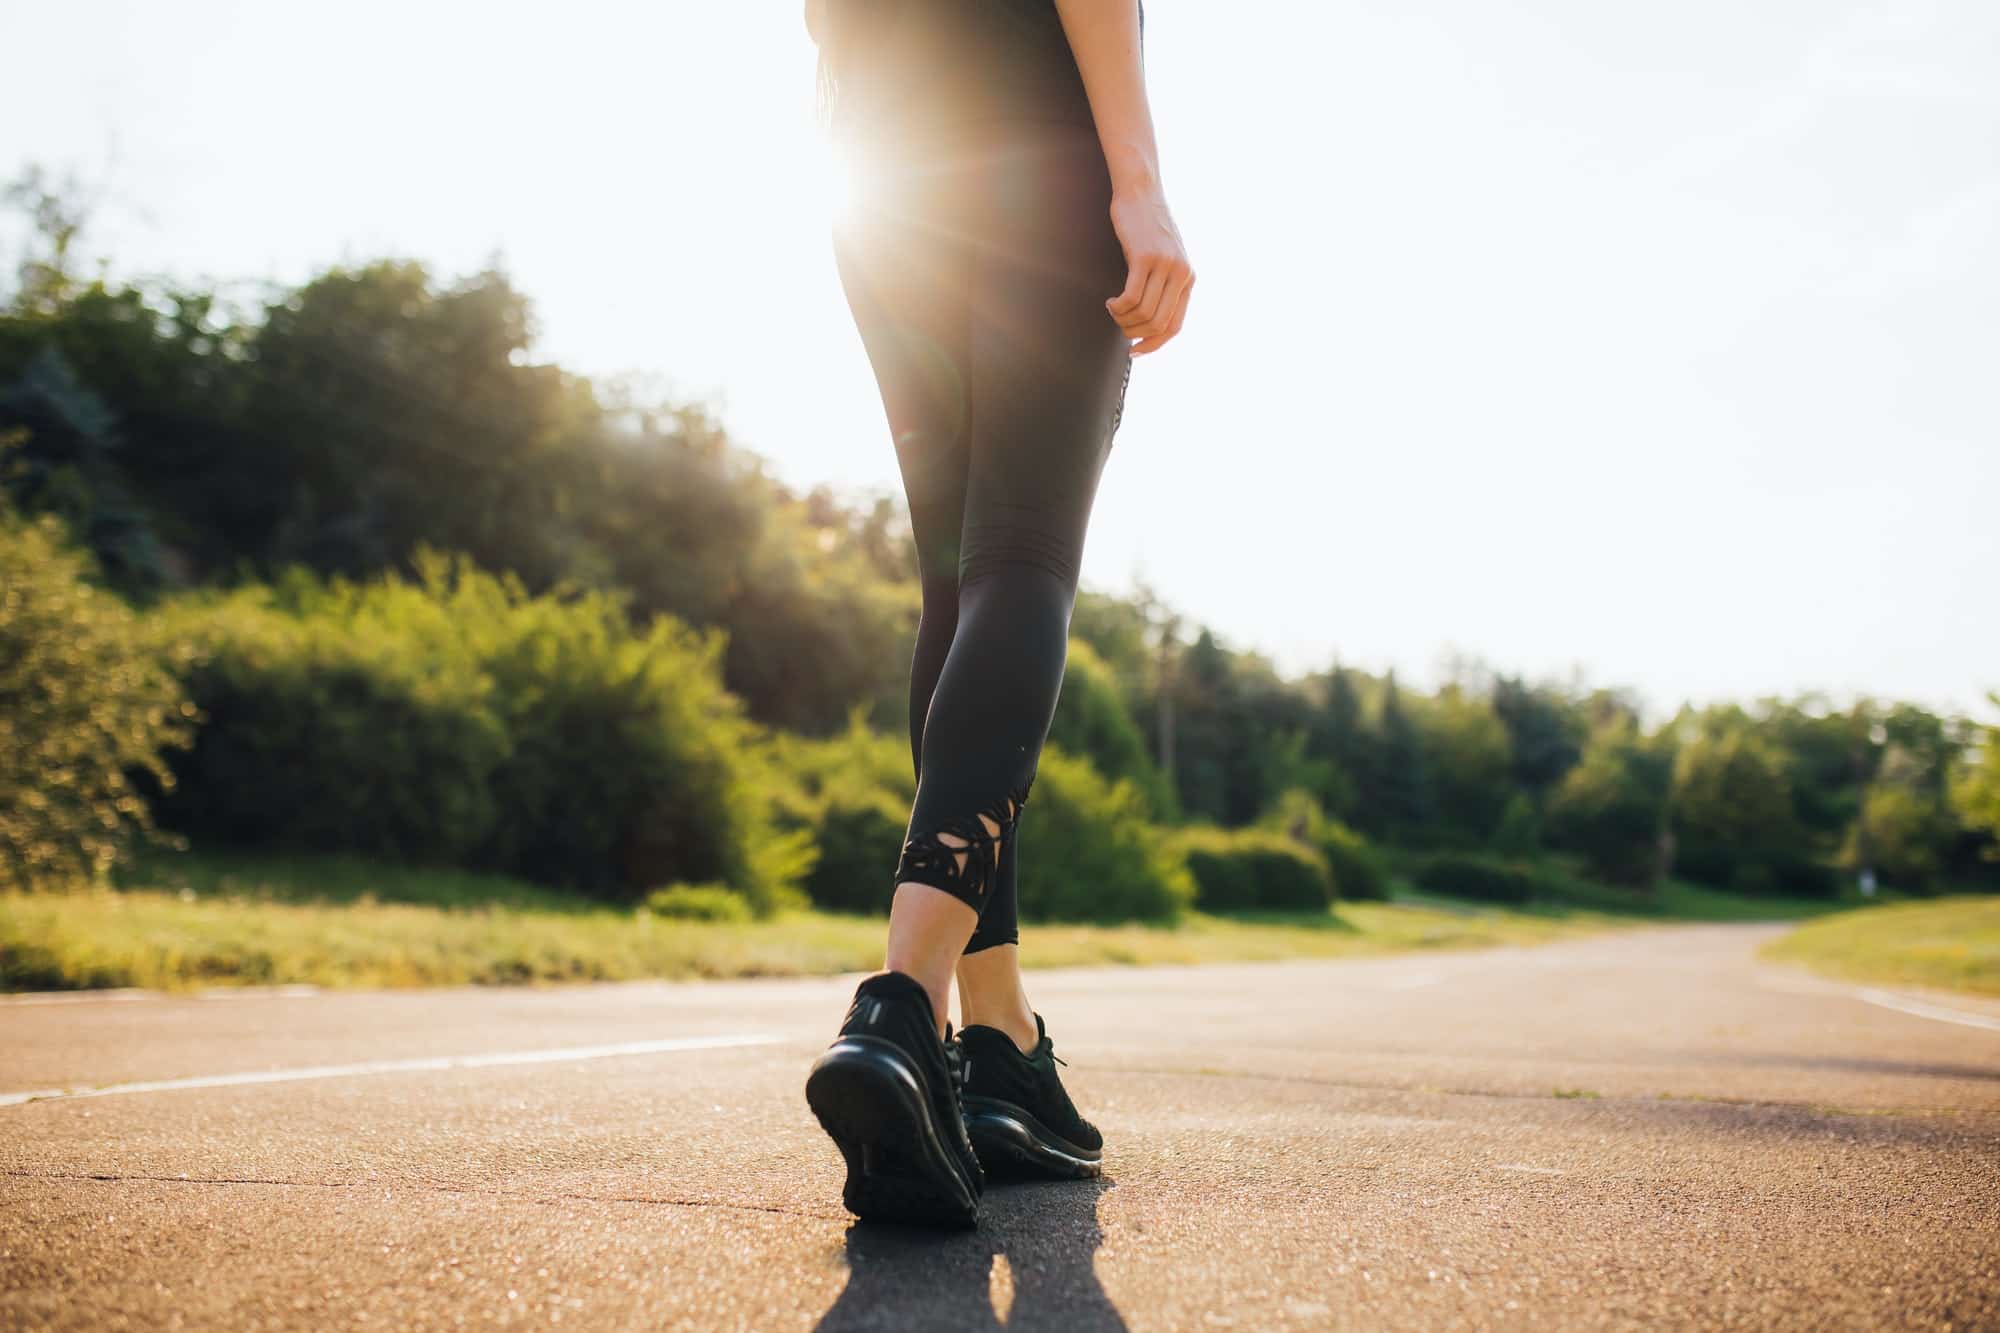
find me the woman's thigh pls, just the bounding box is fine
[960,125,1133,588]
[832,121,1132,590]
[830,158,979,585]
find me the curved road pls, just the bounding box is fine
[3,925,1997,1329]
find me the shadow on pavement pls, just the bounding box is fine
[815,1178,1125,1332]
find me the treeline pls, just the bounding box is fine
[3,171,1997,915]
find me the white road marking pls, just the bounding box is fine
[1759,973,2000,1034]
[1855,989,2000,1034]
[0,1034,784,1108]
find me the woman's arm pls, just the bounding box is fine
[805,0,825,45]
[1053,0,1193,355]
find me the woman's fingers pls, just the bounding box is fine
[1118,263,1193,355]
[1106,259,1149,323]
[1134,260,1171,329]
[1112,257,1191,325]
[1128,276,1192,356]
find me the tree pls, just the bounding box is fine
[1360,670,1432,839]
[1845,783,1955,893]
[1950,698,2000,863]
[246,260,580,583]
[0,346,167,594]
[1492,675,1585,802]
[1167,629,1232,822]
[1545,727,1672,890]
[1306,664,1364,819]
[1669,718,1809,891]
[1414,686,1513,845]
[2,165,98,314]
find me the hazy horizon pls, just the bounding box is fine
[6,0,1994,723]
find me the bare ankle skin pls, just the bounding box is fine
[955,944,1040,1054]
[882,881,978,1035]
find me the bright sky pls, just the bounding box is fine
[6,1,1995,722]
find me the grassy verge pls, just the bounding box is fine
[1,848,1613,992]
[1759,895,2000,996]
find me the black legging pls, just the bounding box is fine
[831,119,1132,952]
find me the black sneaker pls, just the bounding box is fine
[805,971,984,1227]
[956,1015,1103,1180]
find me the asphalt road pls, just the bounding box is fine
[3,925,1997,1331]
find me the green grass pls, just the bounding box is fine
[1395,873,1848,924]
[1760,895,2000,996]
[1647,879,1856,922]
[1,848,1613,992]
[0,846,1886,995]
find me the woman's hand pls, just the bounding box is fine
[1106,186,1193,356]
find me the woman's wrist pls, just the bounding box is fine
[1102,140,1162,196]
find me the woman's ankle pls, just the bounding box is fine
[882,882,980,1037]
[970,1005,1039,1056]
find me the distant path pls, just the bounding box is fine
[4,926,1997,1329]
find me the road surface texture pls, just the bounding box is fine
[3,924,1997,1330]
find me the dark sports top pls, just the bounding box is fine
[817,0,1146,135]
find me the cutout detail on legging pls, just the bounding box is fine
[895,782,1032,903]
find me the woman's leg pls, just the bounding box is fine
[892,123,1134,1023]
[830,150,991,1034]
[834,125,1129,1036]
[956,943,1037,1051]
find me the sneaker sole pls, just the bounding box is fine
[963,1096,1103,1181]
[806,1036,980,1228]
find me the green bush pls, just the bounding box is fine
[155,576,507,867]
[1014,748,1193,924]
[759,714,913,915]
[802,788,907,914]
[1259,787,1389,901]
[0,502,194,889]
[1490,793,1542,858]
[1414,853,1540,905]
[1319,818,1390,900]
[1172,825,1332,913]
[155,551,805,913]
[1048,639,1174,816]
[642,883,753,922]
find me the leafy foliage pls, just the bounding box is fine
[1172,825,1331,913]
[1668,719,1808,892]
[1490,793,1543,859]
[0,494,194,889]
[800,788,908,914]
[1414,854,1540,905]
[4,180,1990,923]
[1048,639,1173,815]
[1952,703,2000,860]
[1013,749,1194,924]
[1258,787,1389,901]
[643,884,755,923]
[1545,728,1672,889]
[154,552,804,912]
